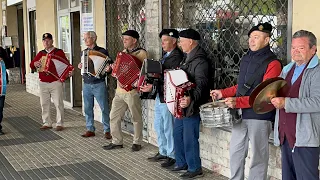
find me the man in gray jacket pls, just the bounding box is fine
[271,30,320,180]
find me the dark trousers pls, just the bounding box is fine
[0,96,5,130]
[173,113,201,172]
[281,138,319,180]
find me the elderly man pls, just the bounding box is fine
[78,31,111,139]
[140,29,183,167]
[271,30,320,180]
[211,22,282,180]
[103,30,147,152]
[30,33,71,131]
[169,29,209,179]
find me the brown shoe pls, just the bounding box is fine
[40,125,52,130]
[81,131,95,137]
[105,132,112,139]
[55,126,63,131]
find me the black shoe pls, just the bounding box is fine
[102,143,123,150]
[0,130,4,135]
[147,152,167,162]
[180,168,204,179]
[171,164,188,173]
[161,158,176,168]
[131,144,142,152]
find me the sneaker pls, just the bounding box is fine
[147,152,167,162]
[161,158,176,168]
[180,168,204,179]
[171,164,188,173]
[40,125,52,130]
[131,144,142,152]
[102,143,123,150]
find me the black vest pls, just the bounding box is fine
[236,45,277,120]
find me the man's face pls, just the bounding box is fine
[161,35,177,52]
[291,37,316,63]
[122,35,136,49]
[248,31,270,51]
[42,38,53,49]
[83,33,95,47]
[178,37,192,53]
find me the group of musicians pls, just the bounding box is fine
[29,22,320,180]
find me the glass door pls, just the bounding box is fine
[58,14,73,107]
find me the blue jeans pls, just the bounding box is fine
[154,95,175,158]
[0,96,5,130]
[83,81,110,133]
[173,113,201,172]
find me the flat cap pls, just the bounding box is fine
[159,29,179,38]
[248,22,272,37]
[42,33,53,40]
[179,28,201,40]
[122,30,140,39]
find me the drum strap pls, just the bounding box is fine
[237,55,279,96]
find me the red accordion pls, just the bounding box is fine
[111,52,143,91]
[39,54,74,82]
[164,69,195,119]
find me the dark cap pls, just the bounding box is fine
[122,30,140,39]
[248,22,272,37]
[179,28,201,40]
[42,33,53,40]
[159,29,179,38]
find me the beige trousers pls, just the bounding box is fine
[110,90,143,145]
[39,80,64,127]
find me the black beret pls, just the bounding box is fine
[42,33,53,40]
[122,30,140,39]
[179,28,201,40]
[159,29,179,38]
[248,22,272,37]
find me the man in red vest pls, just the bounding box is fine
[272,30,320,180]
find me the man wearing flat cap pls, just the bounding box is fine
[103,30,147,152]
[30,33,72,131]
[211,22,282,179]
[169,28,209,179]
[140,29,183,167]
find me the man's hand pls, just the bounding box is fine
[140,84,152,92]
[105,65,112,73]
[180,96,191,108]
[78,63,82,69]
[271,97,285,109]
[225,97,236,108]
[68,70,74,77]
[210,90,223,101]
[34,61,41,68]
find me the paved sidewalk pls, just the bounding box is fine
[0,84,228,180]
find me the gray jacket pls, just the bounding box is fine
[274,54,320,147]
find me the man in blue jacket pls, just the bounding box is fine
[272,30,320,180]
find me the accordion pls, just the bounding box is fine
[111,52,143,91]
[137,59,162,99]
[164,69,195,119]
[0,60,7,96]
[81,50,112,78]
[38,54,74,82]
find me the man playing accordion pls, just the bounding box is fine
[140,29,183,168]
[30,33,72,131]
[103,30,147,152]
[78,31,112,139]
[171,29,210,179]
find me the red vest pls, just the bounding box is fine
[279,64,307,148]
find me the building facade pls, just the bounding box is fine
[1,0,320,179]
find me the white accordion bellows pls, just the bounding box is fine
[81,50,111,78]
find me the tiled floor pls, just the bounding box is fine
[0,84,228,180]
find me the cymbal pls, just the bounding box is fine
[249,77,289,114]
